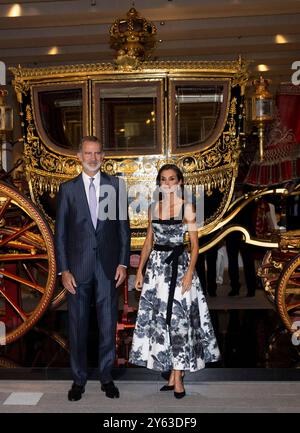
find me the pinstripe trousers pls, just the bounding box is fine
[67,272,118,386]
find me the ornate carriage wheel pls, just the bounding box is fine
[276,252,300,334]
[258,250,278,303]
[50,283,67,310]
[0,181,56,344]
[258,249,294,304]
[264,326,300,368]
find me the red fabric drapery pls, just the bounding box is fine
[245,83,300,186]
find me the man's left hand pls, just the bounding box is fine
[115,265,127,288]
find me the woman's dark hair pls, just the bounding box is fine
[156,163,184,186]
[153,164,184,202]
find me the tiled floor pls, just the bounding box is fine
[0,380,300,413]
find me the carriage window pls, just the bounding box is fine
[95,83,162,155]
[38,88,83,151]
[174,84,226,151]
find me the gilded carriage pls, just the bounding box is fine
[0,7,299,350]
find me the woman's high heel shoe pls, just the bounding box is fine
[160,384,175,391]
[174,390,186,399]
[174,372,185,398]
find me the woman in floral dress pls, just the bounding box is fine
[129,164,220,398]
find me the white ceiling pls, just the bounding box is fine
[0,0,299,87]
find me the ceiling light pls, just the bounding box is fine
[257,64,269,72]
[275,34,288,44]
[48,47,60,55]
[7,4,22,17]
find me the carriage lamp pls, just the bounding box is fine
[0,89,13,170]
[251,76,274,161]
[0,89,13,132]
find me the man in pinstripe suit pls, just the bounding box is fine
[55,136,130,400]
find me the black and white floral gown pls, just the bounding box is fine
[129,215,221,372]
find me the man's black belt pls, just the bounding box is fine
[153,243,185,326]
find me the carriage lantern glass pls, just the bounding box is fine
[0,89,13,133]
[251,76,274,161]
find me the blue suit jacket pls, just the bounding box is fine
[55,172,130,284]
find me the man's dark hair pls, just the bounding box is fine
[78,136,102,153]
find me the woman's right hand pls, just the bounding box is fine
[135,270,144,291]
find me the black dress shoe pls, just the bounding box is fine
[228,290,239,297]
[246,292,255,297]
[160,384,175,391]
[101,381,120,399]
[68,383,85,401]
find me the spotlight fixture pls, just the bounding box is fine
[257,64,269,72]
[48,47,59,55]
[275,34,288,44]
[7,4,22,17]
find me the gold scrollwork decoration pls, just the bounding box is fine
[9,58,246,82]
[101,159,117,175]
[117,159,140,174]
[12,68,30,103]
[179,156,197,173]
[231,57,250,91]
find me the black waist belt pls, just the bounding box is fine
[153,243,185,326]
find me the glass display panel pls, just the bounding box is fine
[38,88,83,151]
[98,85,159,153]
[175,85,224,149]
